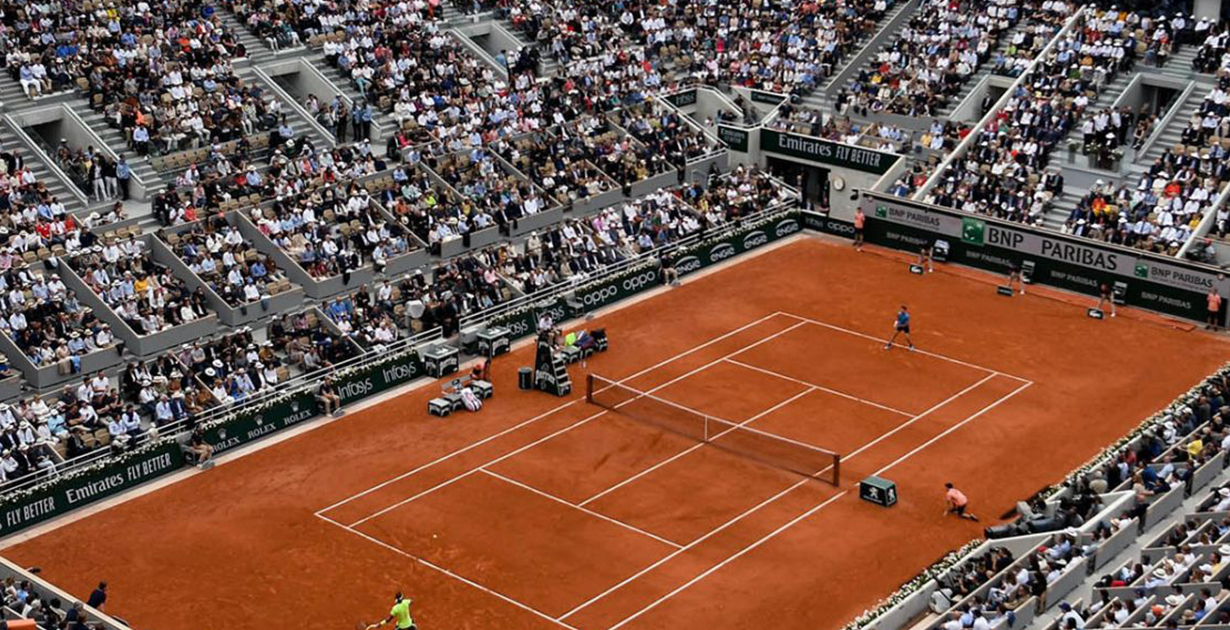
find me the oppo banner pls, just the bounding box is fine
[490,214,803,341]
[849,195,1228,322]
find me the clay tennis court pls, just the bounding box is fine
[3,235,1226,630]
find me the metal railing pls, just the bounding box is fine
[0,323,445,496]
[460,199,797,328]
[912,6,1090,201]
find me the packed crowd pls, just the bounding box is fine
[0,263,116,368]
[168,215,287,307]
[0,147,93,258]
[585,189,705,255]
[841,0,1021,117]
[156,136,385,226]
[323,286,404,349]
[72,238,212,334]
[497,133,618,208]
[921,5,1161,225]
[428,151,554,232]
[177,328,288,405]
[503,220,622,292]
[380,162,487,248]
[251,182,417,278]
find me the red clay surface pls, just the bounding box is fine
[5,236,1228,630]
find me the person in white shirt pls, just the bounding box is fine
[1059,602,1084,630]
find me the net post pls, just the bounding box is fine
[833,455,841,487]
[586,374,594,404]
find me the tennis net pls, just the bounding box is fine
[586,374,841,486]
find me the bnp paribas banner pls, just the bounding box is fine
[859,194,1229,322]
[490,213,803,341]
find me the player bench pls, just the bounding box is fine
[560,329,609,364]
[428,376,493,417]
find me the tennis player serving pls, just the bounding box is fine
[884,305,915,351]
[365,592,416,630]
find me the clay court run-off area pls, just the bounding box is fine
[4,235,1229,630]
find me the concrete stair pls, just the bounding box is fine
[233,66,332,150]
[803,3,1002,122]
[0,70,78,110]
[0,71,30,107]
[817,0,914,96]
[1140,88,1204,164]
[1041,190,1083,231]
[0,118,88,215]
[69,100,164,196]
[218,10,294,65]
[301,49,393,141]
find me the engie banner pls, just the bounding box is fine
[0,348,429,537]
[489,213,804,341]
[835,194,1229,322]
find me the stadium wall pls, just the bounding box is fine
[805,192,1229,323]
[6,198,1227,539]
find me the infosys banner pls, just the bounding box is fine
[856,194,1228,321]
[0,351,429,538]
[491,213,804,341]
[207,350,427,455]
[0,442,185,537]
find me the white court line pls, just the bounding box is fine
[597,380,1036,629]
[347,321,810,528]
[775,311,1033,383]
[479,469,685,549]
[874,380,1034,476]
[840,373,997,459]
[578,386,818,507]
[316,311,787,517]
[315,513,583,630]
[558,455,836,622]
[605,489,850,630]
[724,359,915,417]
[562,363,1023,621]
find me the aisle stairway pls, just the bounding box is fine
[0,118,89,215]
[69,100,163,196]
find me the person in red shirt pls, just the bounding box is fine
[1208,287,1223,331]
[853,208,866,251]
[944,482,979,522]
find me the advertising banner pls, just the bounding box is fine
[853,196,1229,322]
[760,129,899,175]
[717,125,750,152]
[491,214,803,341]
[0,350,431,538]
[664,90,697,107]
[0,442,185,537]
[750,90,788,105]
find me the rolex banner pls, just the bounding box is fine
[851,195,1228,322]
